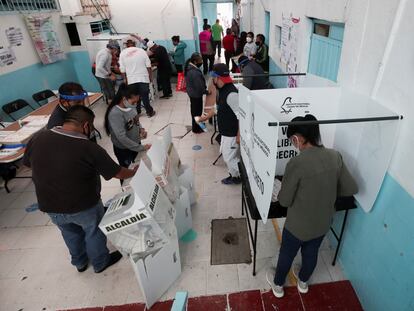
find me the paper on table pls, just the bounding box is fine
[0,127,39,144]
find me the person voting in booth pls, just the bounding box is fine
[104,84,151,184]
[23,106,137,273]
[266,114,358,298]
[196,63,241,185]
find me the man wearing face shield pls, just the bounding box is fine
[24,105,138,273]
[47,82,88,130]
[196,63,241,185]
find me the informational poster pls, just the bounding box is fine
[281,14,300,88]
[24,15,66,64]
[6,27,23,46]
[0,46,16,66]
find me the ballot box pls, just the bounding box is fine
[99,162,181,309]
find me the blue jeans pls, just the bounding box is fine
[274,228,324,286]
[48,201,110,272]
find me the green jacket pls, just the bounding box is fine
[173,41,187,65]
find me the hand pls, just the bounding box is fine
[236,135,240,144]
[109,74,117,81]
[140,129,147,139]
[144,143,152,150]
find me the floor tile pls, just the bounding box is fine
[228,290,264,311]
[300,280,363,310]
[0,208,27,228]
[207,264,239,295]
[187,294,227,311]
[261,287,303,311]
[18,209,50,227]
[104,303,145,311]
[237,257,273,291]
[146,300,173,311]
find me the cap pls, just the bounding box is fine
[147,40,155,49]
[210,63,233,84]
[107,39,119,49]
[238,55,249,66]
[124,35,138,45]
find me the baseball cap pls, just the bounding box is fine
[147,40,156,49]
[238,55,249,67]
[210,63,233,84]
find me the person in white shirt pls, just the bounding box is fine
[119,37,156,117]
[243,31,257,59]
[95,41,118,103]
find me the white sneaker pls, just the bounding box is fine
[266,268,284,298]
[292,265,309,294]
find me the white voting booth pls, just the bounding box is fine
[239,84,401,223]
[99,126,195,308]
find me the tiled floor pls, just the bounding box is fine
[0,86,348,310]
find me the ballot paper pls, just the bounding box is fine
[22,115,49,127]
[0,127,39,144]
[271,179,282,202]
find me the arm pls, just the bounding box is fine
[145,52,153,81]
[108,112,146,152]
[277,160,300,207]
[121,72,127,85]
[255,45,268,65]
[115,166,137,180]
[96,53,112,76]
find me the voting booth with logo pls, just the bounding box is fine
[238,83,402,223]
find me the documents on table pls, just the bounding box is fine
[0,115,49,145]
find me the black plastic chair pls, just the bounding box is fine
[2,99,35,121]
[32,89,57,106]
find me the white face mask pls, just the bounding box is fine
[124,98,136,109]
[246,37,252,43]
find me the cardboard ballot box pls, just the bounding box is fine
[99,163,181,308]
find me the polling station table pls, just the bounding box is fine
[0,93,103,192]
[238,159,357,276]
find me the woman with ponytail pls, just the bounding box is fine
[267,114,358,298]
[104,84,151,178]
[184,52,209,133]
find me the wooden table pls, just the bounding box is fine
[0,93,103,164]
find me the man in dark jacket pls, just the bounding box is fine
[147,41,173,98]
[238,55,270,90]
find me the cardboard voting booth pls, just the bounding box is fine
[239,84,401,223]
[100,162,181,308]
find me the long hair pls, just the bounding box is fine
[104,83,139,135]
[286,114,323,147]
[184,52,202,76]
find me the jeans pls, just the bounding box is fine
[189,97,203,133]
[212,40,222,57]
[224,50,236,71]
[158,71,172,96]
[48,201,110,272]
[129,82,154,115]
[274,228,324,285]
[96,77,115,101]
[202,54,214,74]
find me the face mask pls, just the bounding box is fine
[255,41,261,46]
[124,98,136,109]
[246,37,252,43]
[196,62,203,68]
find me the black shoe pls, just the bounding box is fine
[95,251,123,273]
[160,95,170,99]
[77,262,88,272]
[221,175,241,185]
[147,110,156,117]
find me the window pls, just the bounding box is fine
[314,23,330,37]
[0,0,59,12]
[90,20,110,36]
[275,25,282,49]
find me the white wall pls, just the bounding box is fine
[0,13,71,75]
[241,0,414,196]
[107,0,194,40]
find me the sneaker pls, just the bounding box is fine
[292,265,309,294]
[266,268,284,298]
[77,262,88,273]
[95,251,123,273]
[147,111,156,118]
[221,175,242,185]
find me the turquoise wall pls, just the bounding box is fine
[152,39,197,64]
[329,173,414,311]
[0,50,99,121]
[269,58,287,88]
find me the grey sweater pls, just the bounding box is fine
[185,64,208,98]
[108,106,145,152]
[278,146,358,241]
